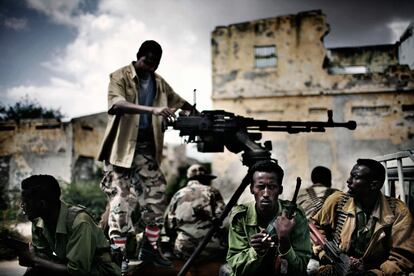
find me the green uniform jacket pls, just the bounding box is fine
[227,200,311,275]
[32,202,121,275]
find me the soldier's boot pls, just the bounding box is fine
[138,236,173,268]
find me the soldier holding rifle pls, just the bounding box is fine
[226,160,311,275]
[311,159,414,275]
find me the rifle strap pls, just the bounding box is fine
[333,193,350,249]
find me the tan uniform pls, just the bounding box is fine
[97,63,186,239]
[312,191,414,275]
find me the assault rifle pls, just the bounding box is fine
[170,109,356,276]
[309,223,350,276]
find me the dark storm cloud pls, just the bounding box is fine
[167,0,413,47]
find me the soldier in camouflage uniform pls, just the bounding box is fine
[97,40,195,268]
[164,164,227,259]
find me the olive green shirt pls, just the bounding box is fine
[97,63,186,167]
[31,202,121,275]
[227,200,311,276]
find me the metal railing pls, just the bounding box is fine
[373,150,414,203]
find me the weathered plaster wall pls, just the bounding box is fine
[212,10,413,99]
[210,10,414,201]
[0,119,72,190]
[399,23,414,70]
[328,45,398,73]
[71,112,107,181]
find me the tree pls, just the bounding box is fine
[0,96,64,122]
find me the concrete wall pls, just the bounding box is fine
[0,119,73,190]
[71,112,107,181]
[399,23,414,70]
[0,112,108,192]
[210,10,414,201]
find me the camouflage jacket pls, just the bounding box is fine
[164,180,227,258]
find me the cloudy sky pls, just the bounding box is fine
[0,0,413,120]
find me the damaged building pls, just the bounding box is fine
[0,112,107,194]
[0,112,193,202]
[210,10,414,200]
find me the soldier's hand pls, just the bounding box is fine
[152,107,177,121]
[250,230,271,256]
[274,210,296,240]
[318,264,336,276]
[349,256,365,272]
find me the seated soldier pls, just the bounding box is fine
[18,175,121,275]
[227,160,311,275]
[297,166,338,220]
[312,159,414,275]
[164,164,227,260]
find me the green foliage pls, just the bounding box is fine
[61,180,106,223]
[0,189,26,223]
[0,96,64,121]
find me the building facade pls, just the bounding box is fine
[210,10,414,200]
[0,112,107,192]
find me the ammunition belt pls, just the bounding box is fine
[332,194,396,252]
[306,187,336,218]
[333,193,350,249]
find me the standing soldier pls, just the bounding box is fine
[97,40,195,269]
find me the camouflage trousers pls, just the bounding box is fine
[100,153,167,240]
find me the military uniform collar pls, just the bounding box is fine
[56,202,69,234]
[341,192,393,225]
[34,201,68,234]
[33,201,68,248]
[244,200,282,226]
[129,62,160,82]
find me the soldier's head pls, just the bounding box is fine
[136,40,162,73]
[187,164,207,178]
[249,160,284,214]
[311,166,332,188]
[20,175,61,221]
[347,159,386,199]
[187,164,216,185]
